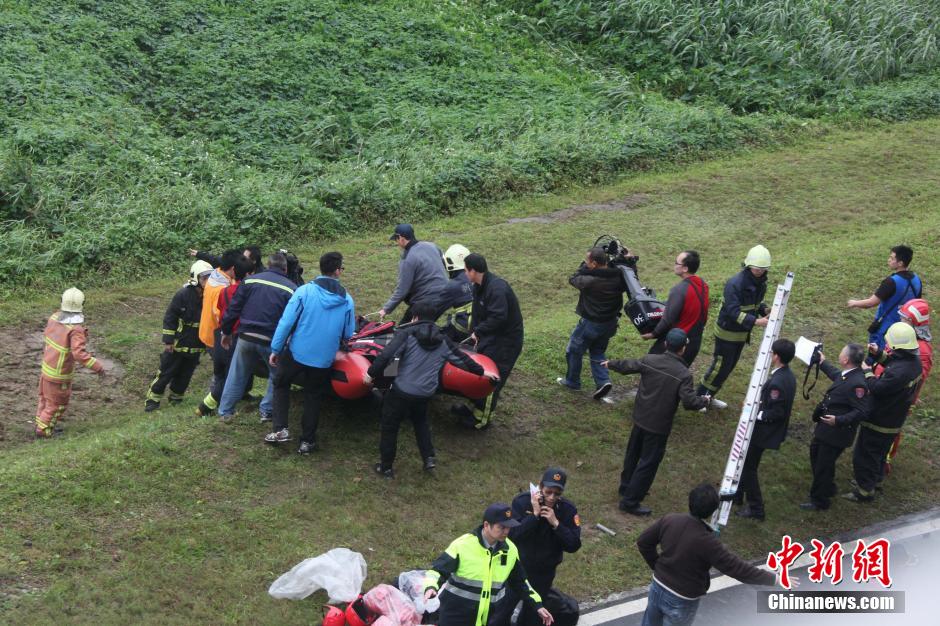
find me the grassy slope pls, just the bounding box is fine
[7,0,940,291]
[1,0,804,290]
[1,120,939,623]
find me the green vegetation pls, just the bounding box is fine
[1,120,939,623]
[498,0,940,112]
[2,1,939,291]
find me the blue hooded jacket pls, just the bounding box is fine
[271,276,355,368]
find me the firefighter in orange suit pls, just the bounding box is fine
[35,288,105,438]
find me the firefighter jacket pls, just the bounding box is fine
[714,269,768,343]
[162,284,205,353]
[864,349,922,433]
[41,312,104,381]
[438,273,474,335]
[425,527,543,626]
[751,365,796,450]
[812,363,871,449]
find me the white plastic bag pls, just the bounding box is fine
[364,583,421,626]
[268,547,367,602]
[397,569,440,615]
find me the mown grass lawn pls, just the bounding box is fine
[1,120,939,623]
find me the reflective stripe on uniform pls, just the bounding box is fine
[41,362,74,381]
[244,278,295,295]
[202,392,219,410]
[861,422,902,435]
[713,325,749,342]
[443,585,482,602]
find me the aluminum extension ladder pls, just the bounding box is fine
[712,271,795,531]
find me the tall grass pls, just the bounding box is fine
[500,0,940,110]
[1,0,939,290]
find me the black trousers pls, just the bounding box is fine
[148,350,201,401]
[696,337,745,396]
[619,424,669,507]
[737,445,766,514]
[809,438,845,509]
[500,573,556,626]
[379,387,434,469]
[853,427,896,497]
[471,342,522,425]
[272,350,331,444]
[649,325,704,366]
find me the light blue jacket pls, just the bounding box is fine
[271,276,355,368]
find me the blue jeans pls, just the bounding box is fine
[218,339,275,417]
[563,318,617,389]
[642,579,700,626]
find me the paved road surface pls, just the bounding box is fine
[580,507,940,626]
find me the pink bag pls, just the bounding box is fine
[363,584,421,626]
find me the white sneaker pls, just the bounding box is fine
[264,428,291,444]
[710,398,728,410]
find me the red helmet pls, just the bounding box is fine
[441,351,499,400]
[899,298,930,326]
[323,605,346,626]
[331,351,374,400]
[345,596,375,626]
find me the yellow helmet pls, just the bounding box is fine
[744,245,771,269]
[189,260,214,285]
[443,244,471,272]
[61,287,85,313]
[885,322,918,351]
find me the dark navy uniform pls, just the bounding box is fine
[737,365,796,517]
[697,269,768,396]
[506,492,581,626]
[468,272,524,428]
[807,362,871,508]
[147,284,205,407]
[852,350,922,498]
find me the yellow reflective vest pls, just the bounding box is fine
[425,528,542,626]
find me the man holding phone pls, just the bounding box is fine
[506,468,582,626]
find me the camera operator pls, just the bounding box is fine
[504,468,582,626]
[643,250,709,366]
[696,245,771,409]
[799,343,871,512]
[557,247,626,400]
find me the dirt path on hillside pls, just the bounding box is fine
[507,194,649,223]
[0,324,125,446]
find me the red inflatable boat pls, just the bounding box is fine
[331,320,499,401]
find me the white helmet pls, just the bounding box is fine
[744,245,771,269]
[443,244,471,272]
[61,287,85,313]
[189,260,214,286]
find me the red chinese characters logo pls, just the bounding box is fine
[767,537,893,589]
[808,539,844,585]
[766,535,804,589]
[852,538,892,587]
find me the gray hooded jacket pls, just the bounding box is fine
[367,321,484,398]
